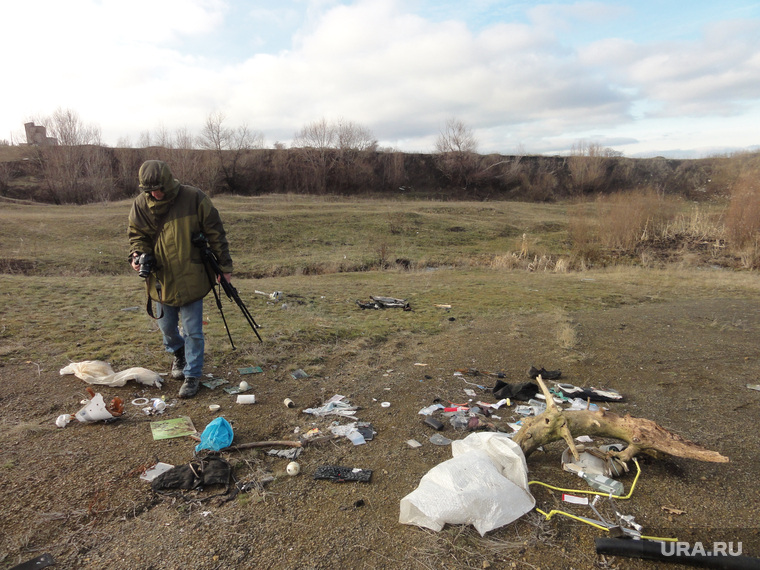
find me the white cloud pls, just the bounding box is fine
[1,0,758,156]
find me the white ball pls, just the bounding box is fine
[239,381,250,390]
[286,461,300,476]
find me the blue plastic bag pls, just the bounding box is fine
[195,417,234,452]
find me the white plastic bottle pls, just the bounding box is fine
[578,471,624,496]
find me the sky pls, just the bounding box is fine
[2,0,760,157]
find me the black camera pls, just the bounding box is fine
[136,252,155,279]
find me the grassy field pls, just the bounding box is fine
[1,194,756,375]
[3,195,760,569]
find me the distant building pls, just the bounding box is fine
[24,122,57,146]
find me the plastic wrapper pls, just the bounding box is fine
[195,417,234,452]
[399,432,535,536]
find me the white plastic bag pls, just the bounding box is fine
[60,360,162,388]
[399,432,535,536]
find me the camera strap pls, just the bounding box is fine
[144,211,170,320]
[145,279,164,319]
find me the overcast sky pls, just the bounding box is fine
[3,0,759,157]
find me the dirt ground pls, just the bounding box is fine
[2,297,760,569]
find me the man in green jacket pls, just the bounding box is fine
[128,160,233,398]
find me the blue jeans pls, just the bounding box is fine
[156,298,204,379]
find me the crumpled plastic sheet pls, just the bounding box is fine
[303,394,357,417]
[60,360,163,388]
[399,432,536,536]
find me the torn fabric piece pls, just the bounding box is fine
[60,360,162,387]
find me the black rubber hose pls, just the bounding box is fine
[595,538,760,569]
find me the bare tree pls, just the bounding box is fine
[32,108,114,203]
[434,117,481,191]
[292,118,376,193]
[46,107,102,146]
[435,117,478,155]
[198,111,263,193]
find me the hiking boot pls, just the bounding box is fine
[178,377,200,399]
[171,348,186,380]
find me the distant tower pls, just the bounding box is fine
[24,122,57,145]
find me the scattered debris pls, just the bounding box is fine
[140,462,174,482]
[291,369,308,380]
[8,553,56,570]
[493,380,539,400]
[314,465,373,483]
[151,455,232,492]
[429,433,451,446]
[201,377,229,389]
[55,414,73,428]
[423,416,444,430]
[356,295,411,310]
[74,388,123,423]
[303,394,357,417]
[195,417,234,452]
[267,448,302,460]
[528,366,562,380]
[748,383,760,391]
[223,382,251,395]
[254,290,283,301]
[237,366,263,375]
[555,382,623,402]
[150,416,197,440]
[418,403,445,415]
[236,394,256,404]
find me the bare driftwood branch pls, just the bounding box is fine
[513,377,729,463]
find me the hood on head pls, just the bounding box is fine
[138,160,180,195]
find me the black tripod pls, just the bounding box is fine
[192,232,262,347]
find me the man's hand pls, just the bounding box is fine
[130,253,141,272]
[218,273,232,283]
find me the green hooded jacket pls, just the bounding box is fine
[128,160,233,307]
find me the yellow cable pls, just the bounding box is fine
[528,457,641,499]
[529,459,678,542]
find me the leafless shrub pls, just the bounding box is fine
[595,188,680,250]
[568,204,601,264]
[568,140,621,195]
[725,173,760,249]
[725,173,760,267]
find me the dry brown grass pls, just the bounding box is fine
[595,188,681,249]
[725,173,760,267]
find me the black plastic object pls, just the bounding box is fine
[313,465,373,482]
[528,366,561,380]
[9,554,56,570]
[595,538,760,569]
[492,380,539,401]
[423,416,444,430]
